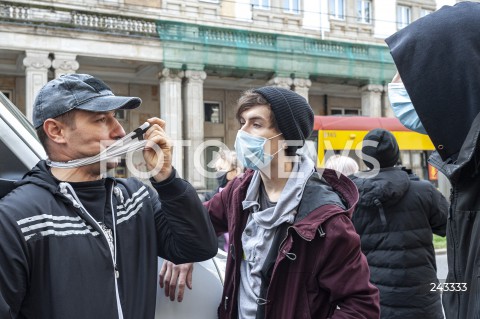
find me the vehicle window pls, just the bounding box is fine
[0,92,45,181]
[0,92,38,139]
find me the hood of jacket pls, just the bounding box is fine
[310,168,358,219]
[287,168,359,241]
[386,2,480,167]
[238,168,358,221]
[13,160,111,207]
[350,167,410,208]
[15,160,61,195]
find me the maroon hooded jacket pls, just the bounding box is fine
[205,168,379,319]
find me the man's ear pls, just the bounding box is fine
[43,119,67,145]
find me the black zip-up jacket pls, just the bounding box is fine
[385,3,480,318]
[0,161,217,319]
[351,168,448,319]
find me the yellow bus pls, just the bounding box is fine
[311,116,437,181]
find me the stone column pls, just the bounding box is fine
[267,75,293,89]
[159,68,184,177]
[293,78,312,102]
[383,84,394,118]
[52,53,79,78]
[23,50,51,123]
[183,69,207,189]
[360,84,384,117]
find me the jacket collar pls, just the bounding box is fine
[290,168,358,241]
[235,168,359,241]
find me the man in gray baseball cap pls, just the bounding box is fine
[0,73,217,319]
[32,73,141,129]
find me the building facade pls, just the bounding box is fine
[0,0,466,189]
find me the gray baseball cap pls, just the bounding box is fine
[33,73,142,128]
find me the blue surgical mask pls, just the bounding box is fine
[215,170,229,188]
[234,130,282,170]
[388,82,427,134]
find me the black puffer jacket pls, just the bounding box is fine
[350,168,448,319]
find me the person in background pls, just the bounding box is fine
[385,3,480,317]
[324,154,359,176]
[350,128,448,319]
[160,86,380,318]
[204,150,243,202]
[204,150,243,251]
[0,74,217,319]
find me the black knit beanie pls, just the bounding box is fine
[253,86,314,151]
[362,128,400,169]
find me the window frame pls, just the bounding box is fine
[204,101,224,124]
[329,0,345,20]
[330,107,361,116]
[397,5,411,30]
[420,8,432,17]
[356,0,372,24]
[252,0,271,10]
[283,0,300,14]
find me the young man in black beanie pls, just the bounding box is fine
[350,128,448,319]
[160,87,380,319]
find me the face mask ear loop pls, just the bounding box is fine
[266,139,286,158]
[267,132,283,140]
[261,132,284,158]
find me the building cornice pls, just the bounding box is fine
[0,0,396,84]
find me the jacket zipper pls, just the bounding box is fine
[66,184,124,319]
[448,185,459,319]
[109,186,124,319]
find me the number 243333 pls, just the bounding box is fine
[430,282,467,292]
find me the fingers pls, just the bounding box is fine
[147,117,166,130]
[159,262,167,288]
[162,262,180,302]
[163,262,173,298]
[175,268,187,302]
[186,265,193,290]
[174,263,194,302]
[168,266,178,301]
[143,124,170,151]
[159,261,194,302]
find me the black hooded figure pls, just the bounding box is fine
[385,2,480,319]
[351,129,448,319]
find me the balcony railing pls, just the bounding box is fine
[0,2,157,36]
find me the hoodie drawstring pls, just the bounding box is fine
[59,182,82,209]
[114,187,124,204]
